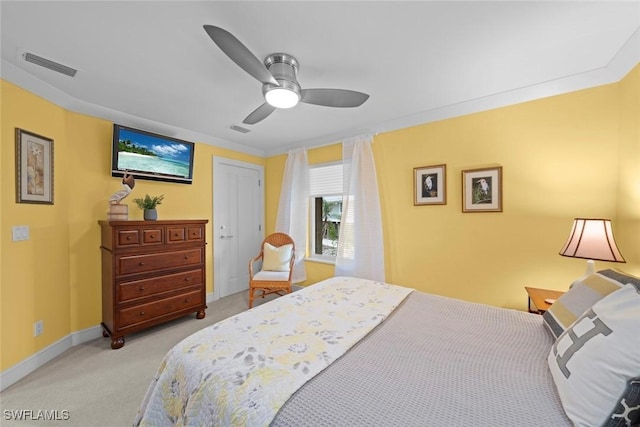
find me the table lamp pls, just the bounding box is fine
[559,217,626,280]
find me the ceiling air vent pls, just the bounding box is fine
[230,125,251,134]
[23,52,77,77]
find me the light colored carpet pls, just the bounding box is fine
[0,290,279,426]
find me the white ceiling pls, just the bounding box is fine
[2,1,639,157]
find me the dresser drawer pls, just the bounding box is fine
[117,289,203,328]
[142,227,164,245]
[116,229,139,247]
[117,269,203,303]
[167,226,185,243]
[167,225,205,244]
[117,248,203,276]
[186,226,204,241]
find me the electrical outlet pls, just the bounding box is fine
[34,320,44,337]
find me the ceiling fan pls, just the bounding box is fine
[203,25,370,125]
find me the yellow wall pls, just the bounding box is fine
[264,154,286,235]
[2,64,638,374]
[0,80,264,371]
[265,65,640,310]
[375,81,630,306]
[616,64,640,267]
[1,82,70,372]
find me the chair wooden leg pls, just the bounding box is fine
[248,283,292,308]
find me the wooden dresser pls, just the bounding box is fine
[99,219,208,349]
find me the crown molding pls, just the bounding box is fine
[0,60,267,158]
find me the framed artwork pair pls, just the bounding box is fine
[413,164,502,212]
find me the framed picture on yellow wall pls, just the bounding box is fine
[15,128,54,204]
[462,166,502,212]
[414,164,446,205]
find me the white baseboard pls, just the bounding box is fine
[0,325,102,392]
[207,291,216,304]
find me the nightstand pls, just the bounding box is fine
[524,287,565,314]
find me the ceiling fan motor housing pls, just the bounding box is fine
[262,53,301,98]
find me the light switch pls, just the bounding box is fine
[12,225,30,241]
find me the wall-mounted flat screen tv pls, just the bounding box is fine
[111,124,195,184]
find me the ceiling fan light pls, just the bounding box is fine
[265,87,300,109]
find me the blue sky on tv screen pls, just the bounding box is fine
[120,129,192,164]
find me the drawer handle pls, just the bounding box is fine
[126,236,132,240]
[184,298,190,303]
[174,233,180,237]
[184,256,189,259]
[150,235,155,239]
[139,286,145,291]
[139,311,145,316]
[138,262,145,266]
[185,277,191,282]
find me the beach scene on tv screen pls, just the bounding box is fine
[117,129,192,178]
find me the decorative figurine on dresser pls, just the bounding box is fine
[98,219,208,349]
[107,172,136,220]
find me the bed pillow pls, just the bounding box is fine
[262,243,293,271]
[548,283,640,427]
[599,268,640,288]
[542,272,624,339]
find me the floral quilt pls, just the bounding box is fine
[134,276,413,426]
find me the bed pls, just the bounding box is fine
[134,274,640,427]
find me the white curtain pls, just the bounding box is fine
[335,135,385,281]
[275,148,309,283]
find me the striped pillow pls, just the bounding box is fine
[599,268,640,289]
[542,272,623,339]
[548,283,640,427]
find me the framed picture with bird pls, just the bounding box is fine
[414,164,446,206]
[462,166,503,212]
[15,128,54,204]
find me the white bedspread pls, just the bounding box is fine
[134,276,413,426]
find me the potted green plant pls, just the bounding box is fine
[133,194,165,221]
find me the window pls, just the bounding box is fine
[309,163,343,260]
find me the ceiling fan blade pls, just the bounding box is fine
[300,89,369,108]
[203,25,278,86]
[243,103,277,125]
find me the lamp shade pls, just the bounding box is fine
[559,218,625,263]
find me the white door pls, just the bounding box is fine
[213,157,264,299]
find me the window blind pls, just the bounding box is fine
[309,163,343,196]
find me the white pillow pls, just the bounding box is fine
[548,283,640,427]
[261,243,293,272]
